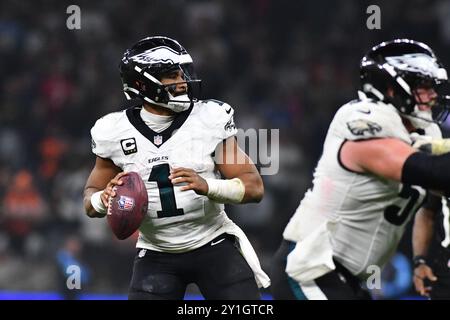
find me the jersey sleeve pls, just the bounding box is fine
[337,101,411,143]
[203,100,238,141]
[90,112,123,159]
[222,104,238,140]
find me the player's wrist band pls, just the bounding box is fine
[91,190,107,215]
[413,255,427,269]
[205,178,245,204]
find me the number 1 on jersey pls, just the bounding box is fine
[148,163,184,218]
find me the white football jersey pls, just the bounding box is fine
[91,100,238,252]
[283,93,436,279]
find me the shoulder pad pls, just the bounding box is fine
[91,110,127,158]
[198,99,237,140]
[335,100,410,143]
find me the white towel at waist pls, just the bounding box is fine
[219,218,271,289]
[285,220,337,283]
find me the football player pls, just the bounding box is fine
[412,195,450,299]
[271,39,450,300]
[83,36,270,299]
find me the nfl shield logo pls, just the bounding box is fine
[154,135,163,146]
[117,196,135,211]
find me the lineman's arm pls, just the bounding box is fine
[341,137,450,192]
[413,204,438,261]
[412,201,439,296]
[340,138,415,181]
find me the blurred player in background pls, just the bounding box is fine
[82,36,270,299]
[412,194,450,299]
[271,39,450,300]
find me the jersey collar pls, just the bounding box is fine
[126,103,193,148]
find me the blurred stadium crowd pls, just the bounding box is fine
[1,0,450,298]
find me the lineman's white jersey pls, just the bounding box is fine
[283,93,440,279]
[91,100,237,252]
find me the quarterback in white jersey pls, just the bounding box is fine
[271,39,450,300]
[91,99,239,252]
[83,36,269,299]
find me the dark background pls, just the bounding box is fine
[1,0,449,299]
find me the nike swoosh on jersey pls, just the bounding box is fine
[225,107,232,114]
[357,109,371,114]
[211,238,226,246]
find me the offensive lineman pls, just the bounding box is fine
[271,39,450,300]
[83,36,270,300]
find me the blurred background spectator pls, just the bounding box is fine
[0,0,449,299]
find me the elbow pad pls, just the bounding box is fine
[401,152,450,193]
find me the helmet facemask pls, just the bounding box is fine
[138,63,201,112]
[401,77,442,129]
[163,64,202,112]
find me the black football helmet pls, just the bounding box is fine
[119,36,201,112]
[360,39,450,128]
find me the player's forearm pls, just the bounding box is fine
[412,208,435,257]
[238,172,264,203]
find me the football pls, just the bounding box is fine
[107,172,148,240]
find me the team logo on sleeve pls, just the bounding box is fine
[120,138,137,155]
[91,139,97,150]
[224,117,236,132]
[347,120,382,136]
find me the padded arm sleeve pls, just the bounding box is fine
[402,152,450,193]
